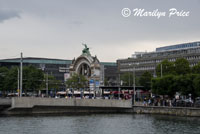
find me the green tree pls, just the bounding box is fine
[152,75,177,97]
[193,75,200,97]
[104,78,109,86]
[152,77,165,95]
[4,67,18,93]
[192,62,200,74]
[0,67,9,96]
[175,74,196,96]
[174,58,190,75]
[156,59,175,77]
[66,73,88,89]
[47,74,62,91]
[120,72,140,86]
[139,71,152,90]
[23,65,44,95]
[120,72,132,86]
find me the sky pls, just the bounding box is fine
[0,0,199,62]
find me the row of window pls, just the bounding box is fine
[120,55,200,67]
[120,62,199,72]
[120,66,155,72]
[156,42,200,52]
[142,47,200,59]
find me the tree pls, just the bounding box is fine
[120,72,133,86]
[156,59,175,77]
[120,72,140,86]
[23,65,44,95]
[0,67,9,96]
[152,75,177,97]
[192,62,200,74]
[47,74,62,91]
[175,74,196,96]
[174,58,190,75]
[139,71,152,90]
[66,73,88,90]
[193,75,200,97]
[4,67,18,93]
[152,77,165,95]
[104,78,109,86]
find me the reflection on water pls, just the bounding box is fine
[0,114,200,134]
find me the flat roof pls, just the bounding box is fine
[0,57,72,64]
[0,57,116,66]
[156,41,200,52]
[100,62,117,66]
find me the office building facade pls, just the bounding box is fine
[117,41,200,77]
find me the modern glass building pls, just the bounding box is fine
[0,57,117,89]
[156,41,200,52]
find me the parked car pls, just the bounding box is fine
[194,97,200,107]
[175,99,193,107]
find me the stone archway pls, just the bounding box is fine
[76,60,91,78]
[68,44,101,92]
[69,55,100,80]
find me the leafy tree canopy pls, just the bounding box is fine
[174,58,190,75]
[66,73,88,89]
[192,62,200,74]
[139,71,152,90]
[0,67,9,92]
[156,59,175,77]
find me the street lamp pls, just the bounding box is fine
[129,64,131,87]
[133,63,139,105]
[118,73,120,99]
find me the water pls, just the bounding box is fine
[0,114,200,134]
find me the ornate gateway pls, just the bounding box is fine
[69,44,101,90]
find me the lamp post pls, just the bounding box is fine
[17,68,20,97]
[20,52,23,97]
[93,65,96,99]
[46,72,48,97]
[132,63,139,105]
[133,66,136,105]
[161,63,163,77]
[128,64,131,86]
[118,73,120,99]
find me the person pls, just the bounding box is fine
[143,98,147,106]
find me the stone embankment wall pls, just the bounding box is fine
[133,106,200,117]
[3,97,200,116]
[11,97,132,108]
[0,98,11,105]
[0,98,11,111]
[3,97,132,115]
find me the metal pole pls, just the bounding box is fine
[133,66,136,105]
[128,64,131,86]
[94,66,96,98]
[154,60,156,77]
[103,65,105,86]
[17,68,20,97]
[161,63,163,77]
[20,52,23,97]
[118,73,120,99]
[46,73,48,97]
[129,71,130,86]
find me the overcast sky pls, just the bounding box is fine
[0,0,199,62]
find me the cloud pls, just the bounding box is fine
[71,20,84,25]
[0,9,21,22]
[0,0,199,61]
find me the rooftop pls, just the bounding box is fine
[156,41,200,52]
[0,57,116,66]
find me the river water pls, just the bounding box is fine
[0,114,200,134]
